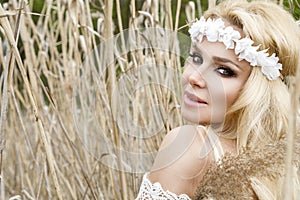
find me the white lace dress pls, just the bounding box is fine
[135,126,224,200]
[135,173,191,200]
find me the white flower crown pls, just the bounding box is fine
[188,17,282,80]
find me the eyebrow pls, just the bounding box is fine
[192,43,203,54]
[192,43,242,70]
[212,56,242,70]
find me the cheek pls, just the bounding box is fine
[224,90,239,109]
[223,82,244,109]
[209,85,227,113]
[208,80,242,111]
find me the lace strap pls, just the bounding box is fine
[135,173,191,200]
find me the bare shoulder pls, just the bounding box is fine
[149,125,212,197]
[151,125,209,170]
[150,124,212,174]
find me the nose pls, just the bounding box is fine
[184,65,207,88]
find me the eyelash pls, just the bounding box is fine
[216,66,237,77]
[188,53,237,77]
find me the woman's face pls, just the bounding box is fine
[181,37,251,125]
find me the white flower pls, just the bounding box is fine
[219,26,241,49]
[238,45,260,66]
[188,16,206,42]
[238,51,254,65]
[234,37,254,55]
[205,18,224,42]
[260,53,282,80]
[261,65,281,80]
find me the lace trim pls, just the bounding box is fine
[135,173,191,200]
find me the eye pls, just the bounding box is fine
[216,66,237,77]
[189,53,203,65]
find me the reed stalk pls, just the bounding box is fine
[0,3,63,200]
[0,0,298,199]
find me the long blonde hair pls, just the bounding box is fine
[204,0,300,150]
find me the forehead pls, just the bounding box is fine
[191,38,250,69]
[194,39,235,58]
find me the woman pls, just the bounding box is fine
[136,0,300,199]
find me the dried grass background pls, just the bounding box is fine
[0,0,299,199]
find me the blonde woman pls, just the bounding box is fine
[136,0,300,199]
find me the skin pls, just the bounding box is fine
[148,32,252,197]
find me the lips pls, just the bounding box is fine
[183,91,208,107]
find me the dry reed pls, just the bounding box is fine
[0,0,298,199]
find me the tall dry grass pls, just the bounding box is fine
[0,0,298,199]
